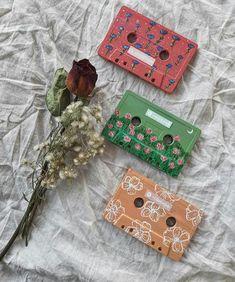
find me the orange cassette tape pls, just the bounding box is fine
[103,168,203,261]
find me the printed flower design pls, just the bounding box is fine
[105,199,125,223]
[109,33,117,42]
[170,35,180,47]
[154,185,180,202]
[134,43,143,49]
[155,29,168,44]
[116,121,123,128]
[131,59,140,70]
[186,43,195,54]
[135,143,141,150]
[177,159,184,165]
[137,133,144,141]
[107,123,113,129]
[125,12,132,23]
[165,63,173,74]
[105,45,113,55]
[172,148,180,155]
[160,155,168,162]
[141,201,166,222]
[145,34,155,48]
[129,129,135,136]
[156,143,164,150]
[169,162,175,169]
[129,124,135,130]
[186,205,203,226]
[144,147,151,154]
[114,110,120,116]
[165,79,175,90]
[150,136,157,142]
[148,65,157,78]
[120,45,129,56]
[108,131,116,138]
[125,220,152,244]
[123,135,131,142]
[174,135,181,142]
[175,55,183,65]
[117,26,124,37]
[122,175,143,195]
[146,20,157,33]
[125,113,132,119]
[155,45,164,57]
[146,128,153,134]
[163,226,190,254]
[135,20,141,32]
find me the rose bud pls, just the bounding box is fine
[66,59,98,97]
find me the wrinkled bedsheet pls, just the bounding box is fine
[0,0,235,281]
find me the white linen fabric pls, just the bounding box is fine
[0,0,234,281]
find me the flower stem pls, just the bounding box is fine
[0,162,48,261]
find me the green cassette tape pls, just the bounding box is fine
[102,90,201,177]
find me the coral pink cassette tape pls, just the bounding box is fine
[103,168,203,261]
[98,6,198,93]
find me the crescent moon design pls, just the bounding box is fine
[187,129,194,134]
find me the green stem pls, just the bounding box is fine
[0,162,48,261]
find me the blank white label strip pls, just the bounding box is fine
[145,109,173,128]
[127,46,155,66]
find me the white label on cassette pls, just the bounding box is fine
[145,109,172,128]
[145,191,172,211]
[127,46,155,66]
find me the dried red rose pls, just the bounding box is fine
[66,59,98,97]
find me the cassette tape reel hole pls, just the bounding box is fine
[158,247,162,252]
[127,32,137,43]
[166,217,176,227]
[159,50,169,61]
[134,197,144,208]
[131,116,141,126]
[151,241,155,245]
[121,225,125,229]
[163,134,174,146]
[115,58,119,63]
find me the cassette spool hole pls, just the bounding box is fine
[131,116,141,126]
[163,134,174,145]
[115,58,119,63]
[166,217,176,227]
[129,228,133,233]
[158,247,162,251]
[127,32,137,43]
[151,241,155,245]
[159,50,169,60]
[121,225,125,229]
[134,197,144,208]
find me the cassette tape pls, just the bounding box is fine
[98,6,198,93]
[102,90,201,177]
[103,168,203,261]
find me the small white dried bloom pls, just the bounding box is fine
[33,145,39,151]
[81,113,89,123]
[59,170,66,180]
[78,152,85,159]
[78,122,85,128]
[73,146,81,152]
[73,158,80,165]
[45,153,54,161]
[55,117,61,122]
[99,147,104,154]
[71,121,79,127]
